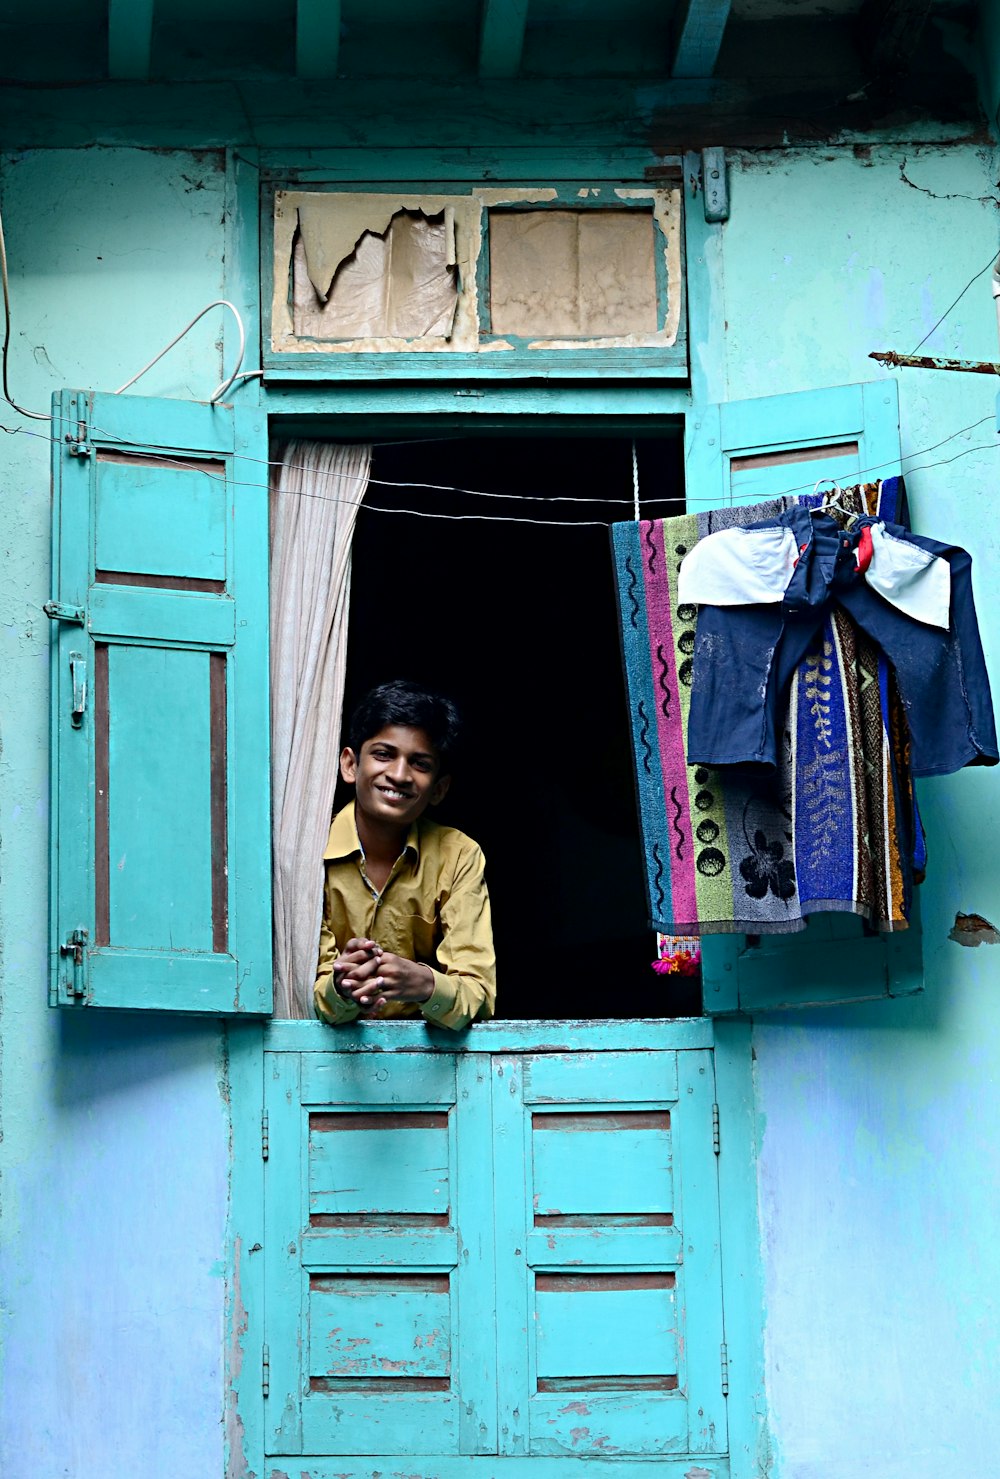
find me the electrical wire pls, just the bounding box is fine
[115,299,247,402]
[3,409,997,528]
[0,201,50,420]
[78,406,997,507]
[70,415,1000,527]
[909,246,1000,356]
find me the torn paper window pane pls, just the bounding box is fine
[293,208,459,341]
[488,209,658,338]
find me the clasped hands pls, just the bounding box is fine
[333,937,435,1015]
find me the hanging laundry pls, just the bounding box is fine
[679,501,998,777]
[611,479,938,936]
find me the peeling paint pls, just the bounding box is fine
[949,911,1000,946]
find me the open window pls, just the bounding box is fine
[267,183,686,379]
[338,432,695,1019]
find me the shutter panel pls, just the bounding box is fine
[686,381,924,1012]
[492,1050,726,1460]
[264,1051,497,1460]
[49,390,271,1013]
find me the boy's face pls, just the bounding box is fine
[341,725,450,830]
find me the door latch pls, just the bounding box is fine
[60,927,89,998]
[43,601,85,624]
[69,651,87,726]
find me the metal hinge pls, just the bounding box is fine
[720,1341,729,1398]
[712,1103,720,1155]
[59,926,89,998]
[702,147,729,223]
[262,1344,270,1399]
[261,1109,269,1160]
[42,600,85,624]
[65,391,91,457]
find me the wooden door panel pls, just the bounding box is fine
[265,1045,726,1471]
[266,1051,496,1459]
[493,1050,726,1461]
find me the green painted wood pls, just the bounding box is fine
[264,1459,730,1478]
[88,586,236,646]
[525,1222,683,1266]
[302,1050,458,1102]
[296,0,341,79]
[309,1122,451,1216]
[226,149,264,399]
[531,1117,674,1216]
[263,347,688,381]
[672,0,732,79]
[270,148,683,183]
[106,643,213,950]
[453,1054,499,1455]
[264,1050,306,1455]
[479,0,530,79]
[107,0,154,80]
[301,1225,458,1270]
[48,389,272,1013]
[490,1056,533,1456]
[225,1021,269,1479]
[494,1048,727,1460]
[686,381,922,1014]
[712,1020,768,1479]
[95,456,227,578]
[682,150,727,407]
[673,1050,727,1453]
[268,1017,716,1053]
[265,1051,497,1459]
[86,948,237,1008]
[264,381,691,426]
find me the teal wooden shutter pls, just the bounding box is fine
[263,1040,727,1475]
[686,381,923,1012]
[264,1051,497,1458]
[491,1050,726,1461]
[48,390,271,1013]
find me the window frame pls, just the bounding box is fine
[262,180,688,381]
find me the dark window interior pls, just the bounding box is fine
[341,434,701,1019]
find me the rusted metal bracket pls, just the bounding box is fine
[870,350,1000,432]
[870,350,1000,375]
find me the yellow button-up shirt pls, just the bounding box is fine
[314,803,496,1031]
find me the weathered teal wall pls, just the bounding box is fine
[2,132,999,1479]
[717,144,1000,1478]
[0,147,233,1479]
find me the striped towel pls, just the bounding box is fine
[611,478,924,936]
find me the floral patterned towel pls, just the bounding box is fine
[611,479,924,935]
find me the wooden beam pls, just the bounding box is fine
[296,0,342,80]
[671,0,731,79]
[479,0,530,80]
[108,0,154,81]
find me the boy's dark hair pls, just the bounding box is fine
[348,681,462,774]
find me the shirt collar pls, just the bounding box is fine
[323,801,422,864]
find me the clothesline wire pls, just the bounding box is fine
[909,246,1000,357]
[86,428,1000,525]
[1,413,998,527]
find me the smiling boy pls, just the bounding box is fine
[314,681,496,1030]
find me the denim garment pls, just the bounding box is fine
[686,506,999,777]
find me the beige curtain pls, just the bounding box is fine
[270,440,372,1018]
